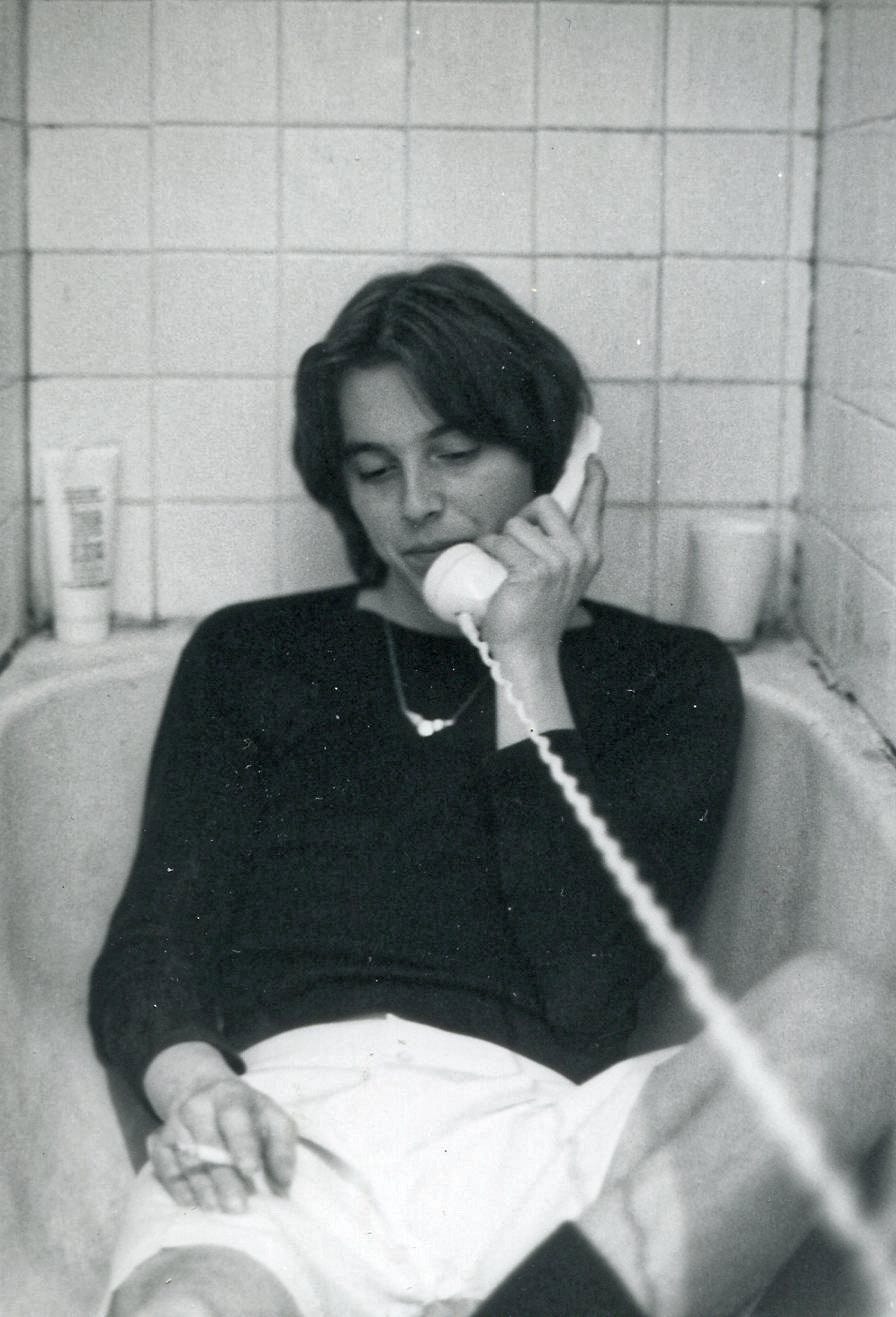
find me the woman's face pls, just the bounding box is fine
[339,362,534,622]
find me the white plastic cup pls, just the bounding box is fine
[684,516,776,646]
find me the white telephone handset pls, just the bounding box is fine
[422,415,602,624]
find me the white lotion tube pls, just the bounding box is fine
[43,444,120,644]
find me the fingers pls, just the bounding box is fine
[147,1080,298,1213]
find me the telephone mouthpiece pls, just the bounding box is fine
[422,543,508,624]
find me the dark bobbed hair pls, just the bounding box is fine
[293,262,592,584]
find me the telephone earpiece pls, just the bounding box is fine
[422,415,603,625]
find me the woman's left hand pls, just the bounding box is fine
[476,454,608,662]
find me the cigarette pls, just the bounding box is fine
[174,1141,237,1168]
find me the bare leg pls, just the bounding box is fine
[580,952,896,1317]
[107,1245,301,1317]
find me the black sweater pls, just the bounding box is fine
[89,587,743,1098]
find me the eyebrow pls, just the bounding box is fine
[341,422,456,458]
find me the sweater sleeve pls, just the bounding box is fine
[485,628,743,1048]
[88,615,252,1099]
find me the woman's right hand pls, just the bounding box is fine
[144,1043,298,1213]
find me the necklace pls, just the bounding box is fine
[382,619,488,737]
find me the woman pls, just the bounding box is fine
[90,265,894,1317]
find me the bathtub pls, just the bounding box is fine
[2,627,896,1316]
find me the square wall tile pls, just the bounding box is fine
[0,0,24,121]
[590,383,656,504]
[409,2,534,127]
[0,124,25,252]
[666,6,793,130]
[113,502,153,622]
[154,254,278,375]
[30,254,151,375]
[538,3,664,129]
[0,507,26,655]
[409,130,532,253]
[282,129,405,251]
[155,378,278,500]
[781,384,804,508]
[536,258,658,379]
[282,1,405,125]
[279,254,405,378]
[661,258,785,381]
[793,6,823,132]
[28,1,150,124]
[277,495,355,595]
[156,502,278,617]
[28,129,150,250]
[29,379,152,500]
[789,136,817,260]
[537,132,661,255]
[585,506,652,617]
[665,134,789,257]
[785,260,811,383]
[0,251,26,380]
[153,0,277,123]
[154,128,278,250]
[845,7,896,125]
[658,383,780,504]
[0,380,26,523]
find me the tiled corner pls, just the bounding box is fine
[29,378,152,501]
[156,501,278,617]
[154,128,278,251]
[538,3,664,129]
[154,254,278,376]
[537,132,661,255]
[664,134,789,257]
[282,128,405,251]
[666,6,793,131]
[282,1,406,125]
[661,259,785,382]
[409,2,534,127]
[658,383,780,505]
[155,378,278,500]
[589,382,656,505]
[28,128,150,251]
[28,0,151,124]
[535,258,658,379]
[584,505,653,618]
[153,0,278,123]
[30,253,151,376]
[408,130,533,253]
[277,495,355,595]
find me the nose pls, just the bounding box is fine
[401,464,445,524]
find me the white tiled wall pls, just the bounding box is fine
[801,0,896,744]
[25,0,821,626]
[0,0,27,661]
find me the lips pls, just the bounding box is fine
[401,542,461,572]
